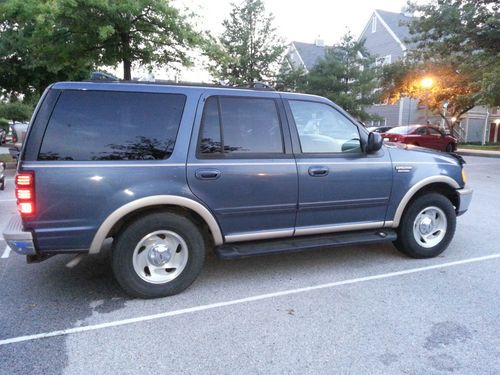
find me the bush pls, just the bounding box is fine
[0,102,32,123]
[0,118,9,131]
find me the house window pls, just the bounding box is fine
[371,15,377,33]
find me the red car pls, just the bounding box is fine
[381,125,457,152]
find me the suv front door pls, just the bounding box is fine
[187,92,298,242]
[284,98,393,235]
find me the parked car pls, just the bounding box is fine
[0,128,6,144]
[381,125,457,152]
[3,82,472,298]
[11,122,29,146]
[0,161,5,190]
[366,126,393,133]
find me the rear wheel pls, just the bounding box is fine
[394,193,456,258]
[112,211,206,298]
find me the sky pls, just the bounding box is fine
[129,0,419,81]
[180,0,413,45]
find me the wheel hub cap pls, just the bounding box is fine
[418,216,433,235]
[148,244,171,266]
[412,206,448,248]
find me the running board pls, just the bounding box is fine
[215,229,397,259]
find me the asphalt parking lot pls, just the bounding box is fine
[0,155,499,374]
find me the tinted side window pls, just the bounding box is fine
[39,91,186,161]
[416,127,429,135]
[289,100,361,153]
[198,96,284,156]
[428,128,442,136]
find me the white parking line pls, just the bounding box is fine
[1,253,499,347]
[1,246,11,259]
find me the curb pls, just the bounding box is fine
[457,150,500,159]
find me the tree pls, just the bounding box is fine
[407,0,498,106]
[303,33,380,121]
[0,0,204,99]
[381,0,499,133]
[208,0,285,85]
[0,102,33,123]
[274,63,307,92]
[56,0,205,80]
[0,0,92,99]
[380,61,477,132]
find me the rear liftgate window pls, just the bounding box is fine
[39,91,186,161]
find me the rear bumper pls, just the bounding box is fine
[2,215,37,255]
[457,188,473,216]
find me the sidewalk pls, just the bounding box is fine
[457,148,500,159]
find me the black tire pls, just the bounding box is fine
[393,193,456,259]
[445,143,454,152]
[112,211,206,299]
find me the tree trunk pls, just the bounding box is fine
[120,32,132,80]
[123,59,132,81]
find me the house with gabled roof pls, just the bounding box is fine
[286,39,331,73]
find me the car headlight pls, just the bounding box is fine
[461,168,467,185]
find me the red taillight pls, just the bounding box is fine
[15,171,35,216]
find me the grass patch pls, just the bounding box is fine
[459,144,500,151]
[0,154,15,163]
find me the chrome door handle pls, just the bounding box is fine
[308,166,329,177]
[195,169,222,180]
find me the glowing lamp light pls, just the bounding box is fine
[421,77,434,89]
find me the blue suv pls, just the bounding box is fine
[3,82,472,298]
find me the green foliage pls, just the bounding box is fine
[303,33,380,121]
[0,0,92,99]
[380,61,477,130]
[55,0,205,80]
[0,118,9,131]
[0,0,204,98]
[207,0,285,85]
[0,102,33,123]
[275,63,307,92]
[405,0,499,107]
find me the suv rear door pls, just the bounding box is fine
[283,97,393,235]
[187,91,298,242]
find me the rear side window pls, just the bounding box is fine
[39,91,185,161]
[198,96,284,156]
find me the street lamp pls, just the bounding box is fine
[421,77,434,89]
[420,77,434,124]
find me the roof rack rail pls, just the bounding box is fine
[84,77,276,91]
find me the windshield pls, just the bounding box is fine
[386,126,415,135]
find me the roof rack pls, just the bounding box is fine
[85,76,276,91]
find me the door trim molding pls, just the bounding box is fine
[225,228,294,243]
[294,221,385,236]
[224,221,386,243]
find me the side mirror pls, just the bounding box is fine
[366,132,383,153]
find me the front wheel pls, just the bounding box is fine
[393,193,456,258]
[112,212,206,298]
[445,143,454,152]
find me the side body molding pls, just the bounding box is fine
[389,176,460,228]
[89,195,224,254]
